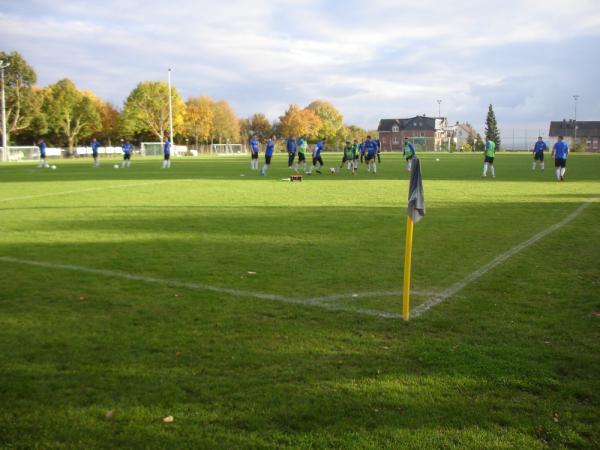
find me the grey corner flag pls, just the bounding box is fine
[407,158,425,223]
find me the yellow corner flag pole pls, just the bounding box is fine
[402,216,414,321]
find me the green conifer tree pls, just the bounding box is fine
[485,104,501,149]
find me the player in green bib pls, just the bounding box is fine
[482,137,496,178]
[296,137,308,173]
[339,141,357,175]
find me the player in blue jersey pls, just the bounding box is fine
[260,135,276,176]
[91,137,101,167]
[249,136,259,170]
[162,138,171,169]
[121,139,133,168]
[531,136,548,171]
[403,137,416,172]
[364,136,378,173]
[37,138,48,168]
[286,137,297,168]
[551,135,569,181]
[359,142,366,163]
[307,138,326,174]
[376,138,382,163]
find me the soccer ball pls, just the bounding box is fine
[436,158,440,162]
[114,164,119,169]
[51,165,57,170]
[329,167,336,174]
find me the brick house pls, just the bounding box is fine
[378,115,448,151]
[549,120,600,152]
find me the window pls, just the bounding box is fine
[393,137,399,144]
[392,125,399,132]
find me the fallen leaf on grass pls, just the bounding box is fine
[593,310,600,318]
[105,410,114,419]
[163,415,174,423]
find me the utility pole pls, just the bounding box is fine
[0,60,10,162]
[168,68,174,146]
[436,99,442,118]
[573,94,579,143]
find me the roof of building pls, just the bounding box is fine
[378,115,437,132]
[549,120,600,137]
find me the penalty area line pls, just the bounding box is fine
[0,256,402,320]
[411,201,594,318]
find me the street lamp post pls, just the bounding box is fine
[0,60,10,162]
[168,68,174,146]
[437,99,442,118]
[573,94,579,143]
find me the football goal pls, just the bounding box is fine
[141,142,188,157]
[211,143,246,155]
[2,146,44,161]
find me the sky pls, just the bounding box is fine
[1,0,599,136]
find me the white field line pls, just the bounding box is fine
[0,256,401,319]
[0,180,174,203]
[305,289,435,303]
[411,201,594,318]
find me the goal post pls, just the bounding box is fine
[210,143,246,155]
[2,146,42,161]
[140,142,188,157]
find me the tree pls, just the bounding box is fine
[278,104,321,141]
[485,104,501,149]
[44,79,101,153]
[0,51,41,144]
[245,113,273,142]
[306,100,343,140]
[86,92,121,146]
[211,100,239,143]
[184,96,213,148]
[122,81,184,142]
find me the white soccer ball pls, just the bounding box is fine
[114,164,119,169]
[436,158,440,162]
[51,165,57,170]
[330,167,336,173]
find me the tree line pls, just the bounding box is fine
[1,51,372,152]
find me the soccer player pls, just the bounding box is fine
[376,138,382,163]
[364,135,378,173]
[482,137,496,178]
[162,138,171,169]
[359,141,366,163]
[296,137,308,173]
[352,139,360,170]
[286,137,297,168]
[261,135,276,176]
[121,139,133,168]
[532,136,548,171]
[403,137,416,172]
[340,140,357,174]
[551,135,569,181]
[37,138,48,168]
[91,137,101,167]
[307,138,325,174]
[249,136,259,170]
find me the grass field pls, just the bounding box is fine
[1,152,599,449]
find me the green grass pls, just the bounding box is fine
[0,152,599,449]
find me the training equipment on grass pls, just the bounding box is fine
[290,174,302,182]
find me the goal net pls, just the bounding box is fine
[141,142,188,157]
[211,143,246,155]
[2,146,43,161]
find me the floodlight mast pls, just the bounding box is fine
[0,60,10,162]
[573,94,579,143]
[168,68,174,146]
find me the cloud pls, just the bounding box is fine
[1,0,599,133]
